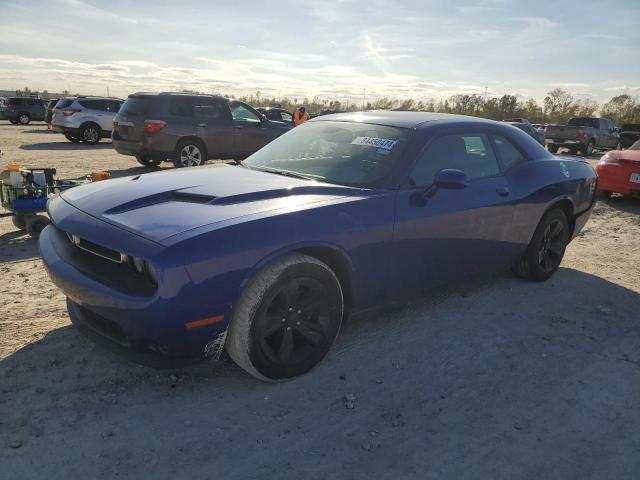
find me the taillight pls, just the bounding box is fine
[143,120,166,133]
[62,108,80,116]
[576,129,585,140]
[544,126,548,135]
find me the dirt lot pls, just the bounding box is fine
[1,120,639,479]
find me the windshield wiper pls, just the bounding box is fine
[250,166,324,181]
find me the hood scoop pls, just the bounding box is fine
[104,188,216,214]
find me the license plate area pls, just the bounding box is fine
[630,173,640,183]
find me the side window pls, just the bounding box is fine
[410,133,500,186]
[281,111,293,122]
[170,97,195,117]
[492,135,525,171]
[104,101,121,112]
[194,99,230,121]
[80,99,105,110]
[230,102,261,123]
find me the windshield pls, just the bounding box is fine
[243,121,410,187]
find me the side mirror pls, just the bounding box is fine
[434,169,470,190]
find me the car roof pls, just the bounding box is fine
[130,92,227,101]
[311,111,507,130]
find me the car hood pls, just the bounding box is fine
[61,164,357,243]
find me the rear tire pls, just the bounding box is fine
[547,145,559,154]
[17,112,31,125]
[226,253,344,381]
[513,208,569,282]
[172,139,206,168]
[9,119,18,125]
[80,123,101,144]
[596,189,613,199]
[136,155,163,168]
[25,215,50,239]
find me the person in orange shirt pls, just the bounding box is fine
[293,106,310,126]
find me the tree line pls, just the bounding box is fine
[238,88,640,126]
[12,85,640,126]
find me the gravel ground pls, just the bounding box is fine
[1,121,639,479]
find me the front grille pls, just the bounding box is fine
[50,225,156,297]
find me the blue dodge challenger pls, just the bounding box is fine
[39,112,597,381]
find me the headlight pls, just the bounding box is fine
[130,257,157,285]
[132,257,145,273]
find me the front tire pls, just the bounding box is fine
[580,140,594,156]
[513,208,569,282]
[80,124,101,144]
[226,253,344,381]
[172,140,206,168]
[17,113,31,125]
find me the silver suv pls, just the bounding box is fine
[52,96,123,144]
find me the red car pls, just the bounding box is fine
[596,140,640,198]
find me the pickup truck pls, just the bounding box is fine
[545,117,620,156]
[620,124,640,149]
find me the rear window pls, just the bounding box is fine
[120,97,151,115]
[56,99,75,109]
[568,118,597,128]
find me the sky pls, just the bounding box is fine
[0,0,638,104]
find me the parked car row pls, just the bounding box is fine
[112,93,292,168]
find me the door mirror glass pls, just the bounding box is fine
[434,169,470,189]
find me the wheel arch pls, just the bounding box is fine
[176,136,208,158]
[80,120,101,131]
[545,197,576,238]
[243,242,355,317]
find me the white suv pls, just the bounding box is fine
[52,96,123,144]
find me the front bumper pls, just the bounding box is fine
[39,204,232,365]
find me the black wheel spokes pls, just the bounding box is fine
[538,220,565,272]
[258,278,331,366]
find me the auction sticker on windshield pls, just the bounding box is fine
[351,136,398,151]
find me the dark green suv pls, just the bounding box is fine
[2,97,46,125]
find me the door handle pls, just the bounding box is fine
[496,186,510,197]
[198,123,208,127]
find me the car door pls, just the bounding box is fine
[391,131,516,300]
[194,98,235,157]
[229,101,276,157]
